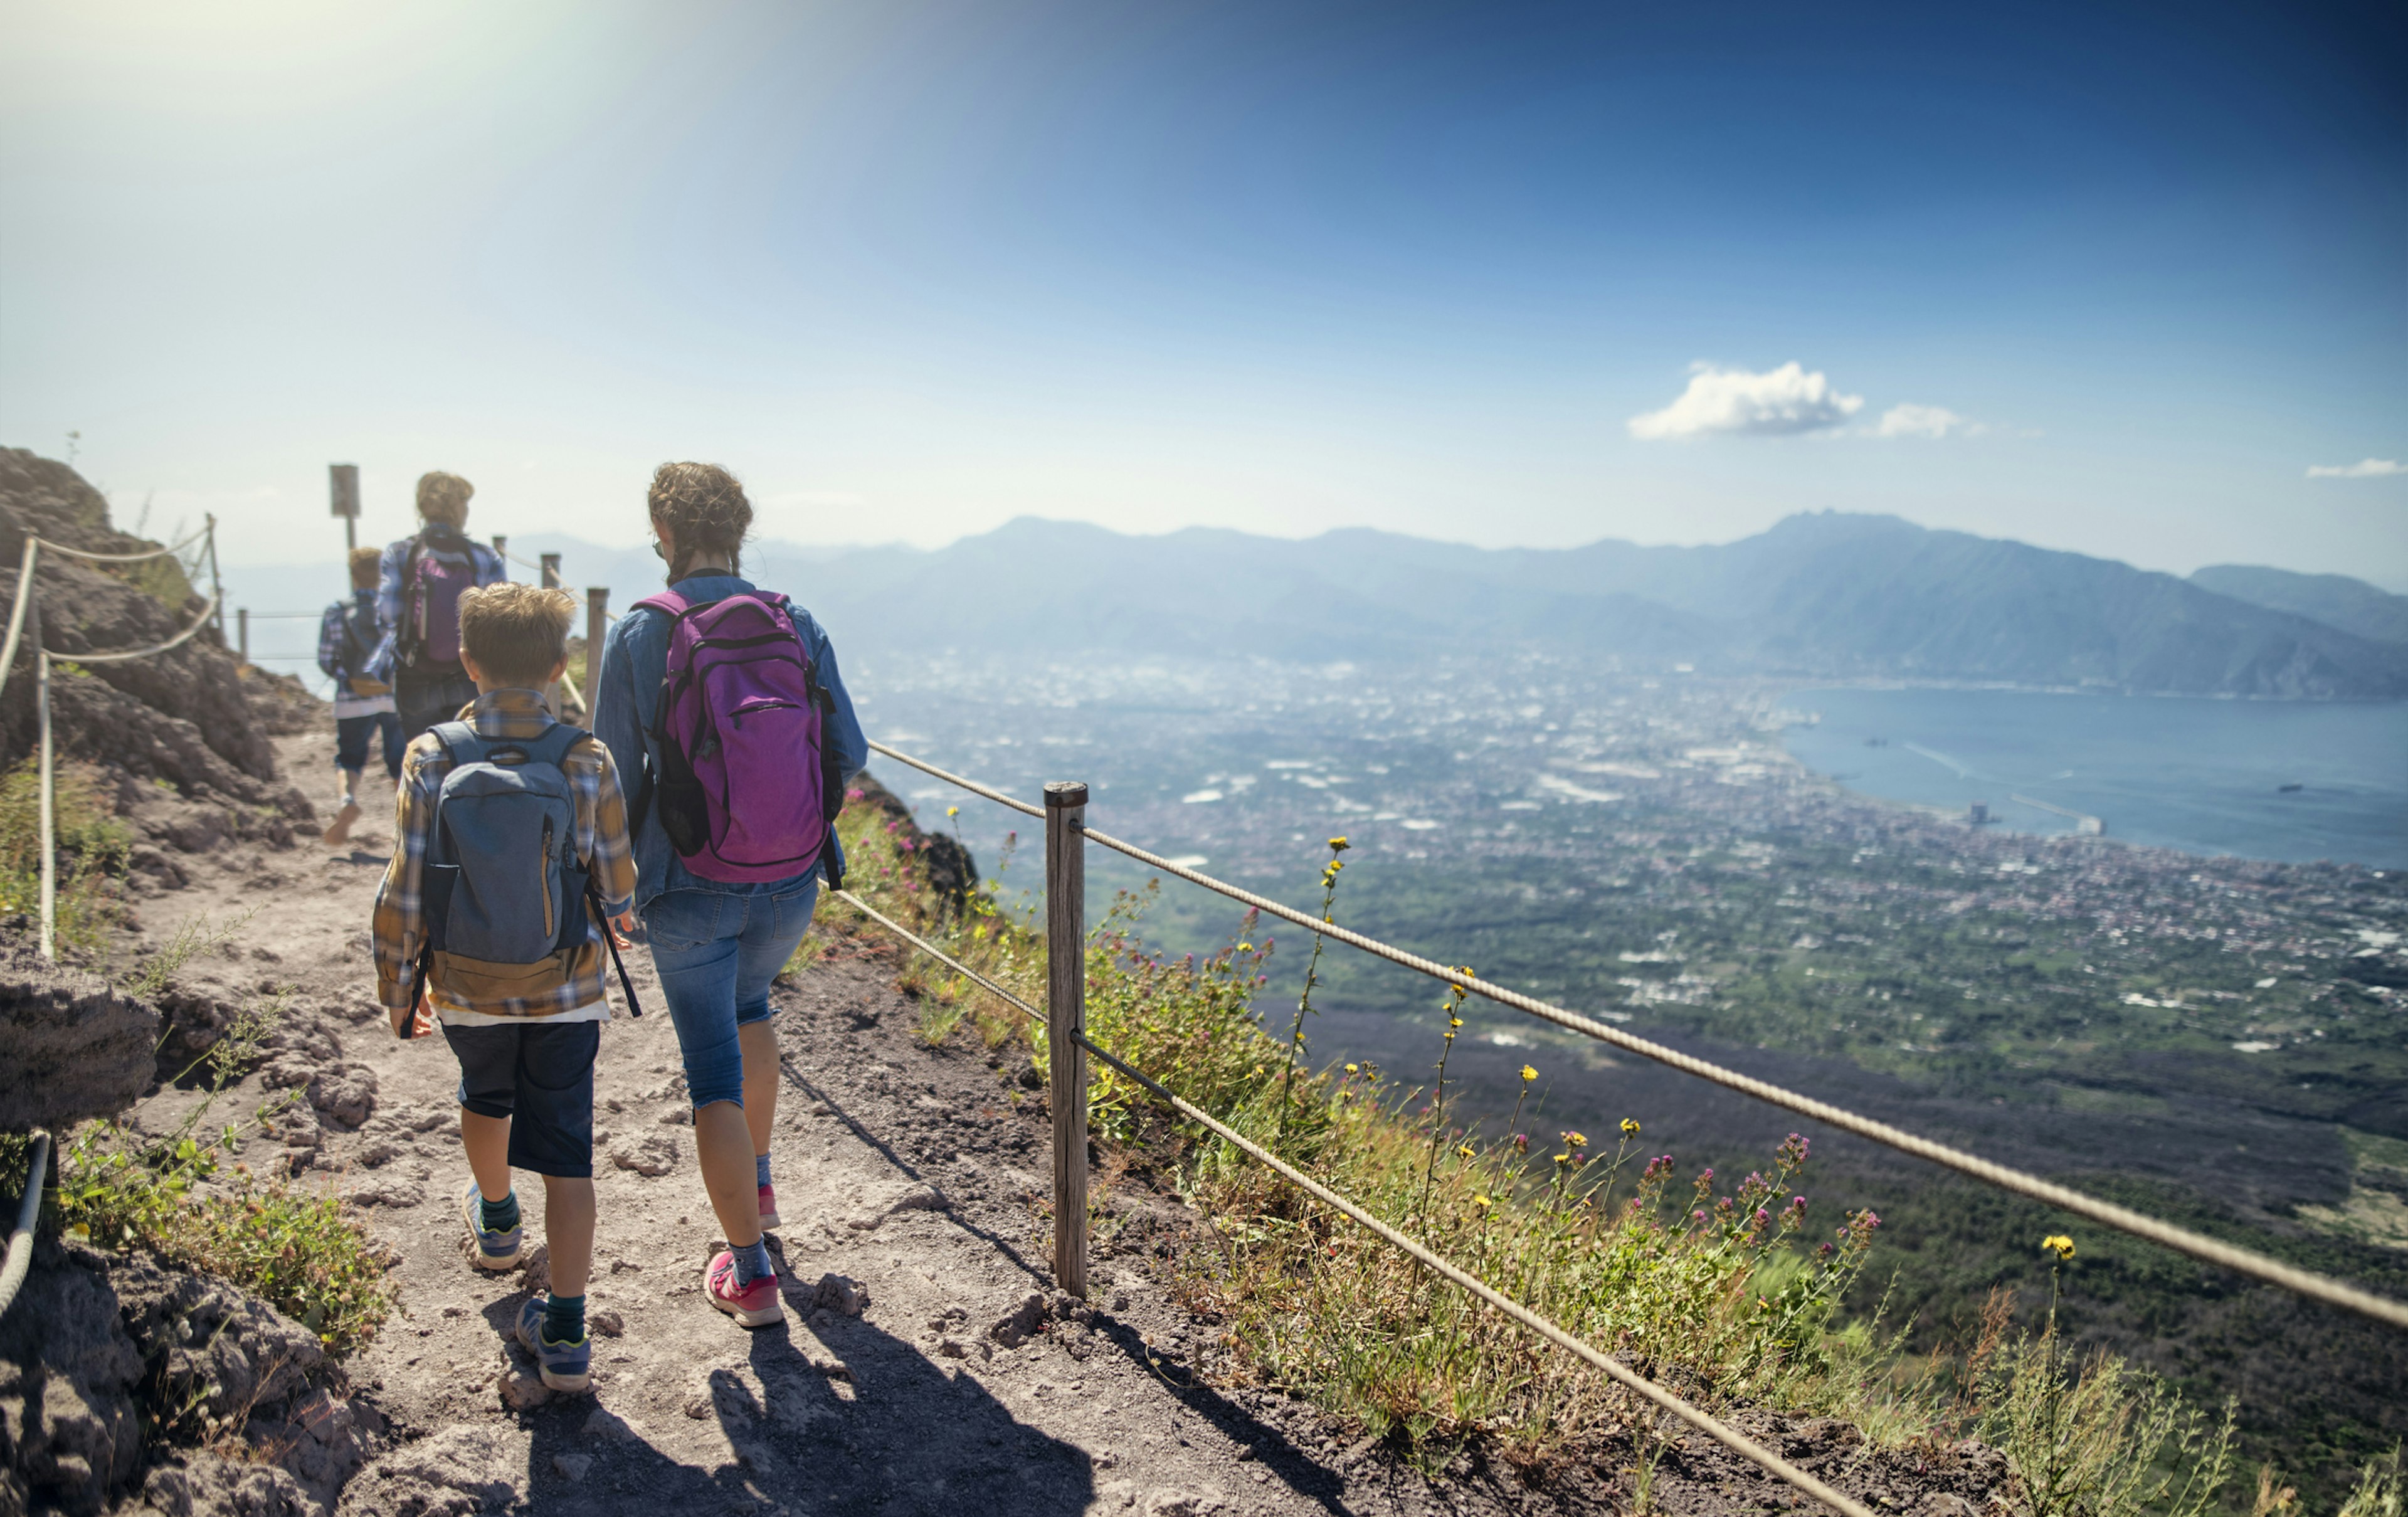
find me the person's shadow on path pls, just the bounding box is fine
[509,1306,1096,1517]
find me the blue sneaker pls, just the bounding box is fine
[514,1298,592,1393]
[460,1181,522,1271]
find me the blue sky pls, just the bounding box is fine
[2,0,2402,582]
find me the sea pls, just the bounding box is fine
[1779,685,2408,870]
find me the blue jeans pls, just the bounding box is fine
[643,879,820,1108]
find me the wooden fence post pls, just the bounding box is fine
[586,588,608,695]
[539,553,561,589]
[1045,780,1090,1299]
[236,608,248,666]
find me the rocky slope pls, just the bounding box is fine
[0,449,314,861]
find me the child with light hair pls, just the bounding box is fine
[372,580,638,1392]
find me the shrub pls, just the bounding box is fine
[5,993,394,1355]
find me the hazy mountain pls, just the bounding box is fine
[240,513,2408,700]
[747,513,2404,699]
[2190,564,2408,648]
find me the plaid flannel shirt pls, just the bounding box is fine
[371,689,636,1022]
[317,590,378,683]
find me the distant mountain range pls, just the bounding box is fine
[2189,563,2408,650]
[238,511,2408,700]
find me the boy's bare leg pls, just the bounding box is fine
[739,1020,778,1159]
[693,1101,762,1250]
[322,766,364,845]
[460,1109,512,1205]
[541,1176,594,1300]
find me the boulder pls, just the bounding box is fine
[0,1239,145,1517]
[0,943,159,1129]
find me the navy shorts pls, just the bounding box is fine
[334,712,404,778]
[440,1020,600,1178]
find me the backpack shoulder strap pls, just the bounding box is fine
[522,722,589,772]
[630,590,693,620]
[428,720,483,767]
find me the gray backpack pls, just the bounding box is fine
[409,722,638,1030]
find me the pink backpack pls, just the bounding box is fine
[631,588,843,885]
[402,529,478,668]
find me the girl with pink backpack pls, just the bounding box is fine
[592,462,867,1329]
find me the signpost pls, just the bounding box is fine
[329,463,361,551]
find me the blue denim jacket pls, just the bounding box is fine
[591,574,869,915]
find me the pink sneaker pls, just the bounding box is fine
[758,1183,782,1230]
[705,1250,783,1328]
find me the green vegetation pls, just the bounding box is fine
[0,755,130,950]
[1970,1245,2237,1517]
[1292,823,2408,1123]
[824,789,2262,1507]
[1,988,395,1356]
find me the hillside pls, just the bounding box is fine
[398,512,2405,699]
[2191,563,2408,649]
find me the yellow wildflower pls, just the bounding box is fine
[1472,1194,1492,1208]
[1620,1118,1641,1136]
[1564,1131,1588,1148]
[1456,1143,1475,1158]
[1520,1064,1538,1083]
[1328,837,1351,852]
[1449,1016,1462,1028]
[1344,1063,1359,1074]
[2042,1234,2076,1261]
[946,805,960,817]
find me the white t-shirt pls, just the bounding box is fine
[332,687,398,720]
[437,999,613,1029]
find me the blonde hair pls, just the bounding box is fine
[347,545,382,589]
[457,583,572,688]
[647,462,751,578]
[416,470,474,528]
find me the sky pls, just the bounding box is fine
[2,0,2404,583]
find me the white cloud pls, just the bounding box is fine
[2305,458,2404,479]
[1627,362,1864,440]
[1871,403,1980,439]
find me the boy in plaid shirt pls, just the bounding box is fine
[315,547,402,845]
[372,583,636,1392]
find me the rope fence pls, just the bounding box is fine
[864,739,2408,1333]
[827,887,1879,1517]
[3,521,232,959]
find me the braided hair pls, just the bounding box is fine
[647,462,752,581]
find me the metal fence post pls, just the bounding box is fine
[33,595,54,963]
[1045,780,1090,1299]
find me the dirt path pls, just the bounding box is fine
[108,733,2016,1517]
[113,731,1467,1517]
